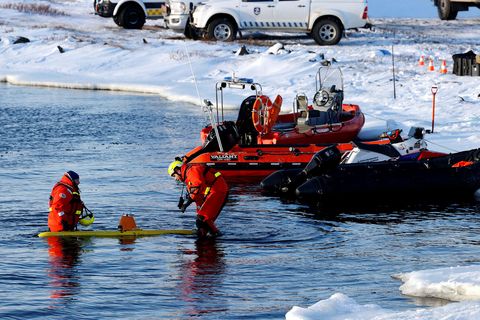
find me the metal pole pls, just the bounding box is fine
[431,86,438,133]
[203,99,224,152]
[392,43,396,99]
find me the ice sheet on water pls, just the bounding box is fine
[286,292,480,320]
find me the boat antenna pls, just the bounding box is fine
[203,99,224,152]
[392,30,397,99]
[183,42,207,122]
[183,42,223,151]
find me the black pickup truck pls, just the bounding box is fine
[433,0,480,20]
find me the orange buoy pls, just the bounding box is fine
[118,214,138,232]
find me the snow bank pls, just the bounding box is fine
[287,265,480,319]
[286,292,480,320]
[393,265,480,302]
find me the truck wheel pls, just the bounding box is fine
[206,18,236,41]
[184,20,194,39]
[113,14,123,26]
[119,4,145,29]
[312,18,342,46]
[438,0,458,20]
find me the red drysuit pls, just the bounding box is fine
[180,163,228,235]
[48,174,83,232]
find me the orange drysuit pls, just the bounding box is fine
[48,174,83,232]
[180,164,228,235]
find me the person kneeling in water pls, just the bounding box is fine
[48,171,94,232]
[168,160,228,237]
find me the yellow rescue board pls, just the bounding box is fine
[38,229,195,238]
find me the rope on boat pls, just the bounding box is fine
[362,112,458,153]
[183,42,207,123]
[423,138,459,153]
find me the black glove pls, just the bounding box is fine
[177,196,185,210]
[179,196,193,213]
[62,221,74,231]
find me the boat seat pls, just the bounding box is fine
[272,122,296,132]
[353,140,401,158]
[305,110,331,126]
[297,108,340,129]
[339,110,354,122]
[296,94,308,110]
[294,94,312,133]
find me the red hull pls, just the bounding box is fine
[201,104,364,145]
[185,143,354,183]
[260,104,364,144]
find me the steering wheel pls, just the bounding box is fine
[313,89,331,108]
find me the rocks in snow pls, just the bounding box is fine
[266,42,290,55]
[370,49,392,59]
[235,45,249,56]
[13,36,30,44]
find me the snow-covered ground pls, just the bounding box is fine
[368,0,479,18]
[1,1,480,319]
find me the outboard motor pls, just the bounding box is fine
[260,168,303,195]
[295,176,332,205]
[475,188,480,202]
[408,126,424,139]
[202,121,240,153]
[261,145,341,196]
[302,145,341,176]
[295,177,326,202]
[236,95,259,146]
[184,121,239,162]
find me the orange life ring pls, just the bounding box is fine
[269,95,282,128]
[251,95,282,134]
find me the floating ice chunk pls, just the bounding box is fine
[394,265,480,302]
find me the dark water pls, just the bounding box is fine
[1,84,480,319]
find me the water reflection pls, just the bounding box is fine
[47,237,83,302]
[283,198,480,224]
[118,236,136,249]
[409,296,451,308]
[178,238,227,317]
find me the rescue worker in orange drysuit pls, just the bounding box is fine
[48,171,85,232]
[169,160,228,237]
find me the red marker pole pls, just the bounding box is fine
[431,86,438,133]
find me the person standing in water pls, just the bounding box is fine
[168,160,228,237]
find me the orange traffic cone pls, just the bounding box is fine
[418,55,425,66]
[440,59,447,74]
[428,58,435,71]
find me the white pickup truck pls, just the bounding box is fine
[433,0,480,20]
[187,0,368,45]
[164,1,197,34]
